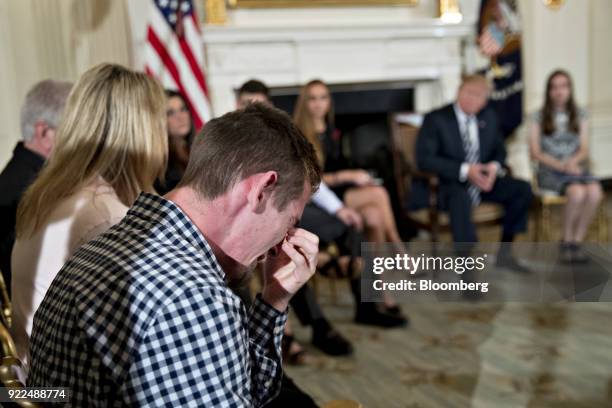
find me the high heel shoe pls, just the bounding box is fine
[282,335,309,366]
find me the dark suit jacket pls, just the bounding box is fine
[0,142,45,293]
[415,104,506,183]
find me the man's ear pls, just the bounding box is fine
[247,171,278,213]
[32,120,48,142]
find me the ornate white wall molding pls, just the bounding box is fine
[203,18,473,115]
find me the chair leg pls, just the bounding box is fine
[604,207,609,242]
[429,204,440,243]
[312,273,319,299]
[430,220,440,243]
[533,203,541,242]
[329,275,337,305]
[598,204,608,242]
[542,204,551,241]
[0,273,10,328]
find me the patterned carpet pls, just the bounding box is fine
[285,203,612,407]
[285,285,612,407]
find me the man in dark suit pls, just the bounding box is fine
[416,75,532,270]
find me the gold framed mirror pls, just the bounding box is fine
[543,0,565,10]
[228,0,418,8]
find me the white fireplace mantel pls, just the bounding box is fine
[202,18,474,115]
[203,19,473,43]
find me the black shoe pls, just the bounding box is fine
[282,335,309,366]
[496,256,532,274]
[355,304,409,328]
[312,326,354,356]
[383,305,402,316]
[560,242,574,264]
[461,288,484,301]
[571,243,589,263]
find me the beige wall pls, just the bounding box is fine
[521,0,589,112]
[0,0,132,166]
[519,0,611,115]
[0,0,19,165]
[590,0,612,116]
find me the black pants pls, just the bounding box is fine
[439,176,533,242]
[299,203,362,253]
[290,203,364,325]
[263,375,318,408]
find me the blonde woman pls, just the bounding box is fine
[11,63,167,368]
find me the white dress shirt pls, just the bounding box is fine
[454,103,502,182]
[311,181,343,215]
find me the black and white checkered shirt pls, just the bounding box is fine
[27,193,287,407]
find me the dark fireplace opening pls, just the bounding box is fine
[270,80,417,240]
[271,80,414,134]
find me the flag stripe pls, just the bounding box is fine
[149,5,211,124]
[182,17,209,97]
[178,38,208,99]
[144,41,178,89]
[147,27,204,128]
[144,0,211,130]
[186,16,204,63]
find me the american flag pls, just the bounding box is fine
[145,0,212,130]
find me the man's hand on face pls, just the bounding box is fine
[262,228,319,312]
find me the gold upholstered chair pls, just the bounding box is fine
[0,269,12,327]
[531,162,608,241]
[0,311,41,407]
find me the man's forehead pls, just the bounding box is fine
[242,93,268,102]
[462,81,489,94]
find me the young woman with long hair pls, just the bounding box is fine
[156,90,195,194]
[529,69,603,262]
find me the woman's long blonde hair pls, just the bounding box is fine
[293,79,334,166]
[16,63,168,238]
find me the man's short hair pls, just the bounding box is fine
[460,74,491,91]
[180,103,320,210]
[20,79,73,142]
[237,79,270,99]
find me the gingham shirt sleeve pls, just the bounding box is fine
[248,294,288,406]
[124,286,286,407]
